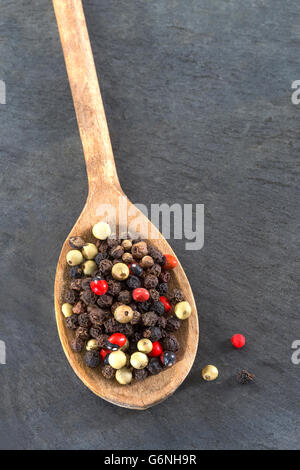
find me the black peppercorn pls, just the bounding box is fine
[118,323,134,337]
[101,364,116,379]
[133,368,148,381]
[158,283,168,295]
[97,294,113,308]
[169,288,184,304]
[97,240,109,253]
[237,370,255,384]
[96,333,109,348]
[137,300,152,313]
[84,350,100,368]
[76,327,90,341]
[131,241,148,260]
[95,252,108,266]
[144,274,159,290]
[131,310,141,325]
[159,271,171,283]
[80,289,97,305]
[65,314,79,330]
[90,326,104,338]
[157,316,168,329]
[71,337,84,353]
[126,275,141,290]
[132,331,143,343]
[104,317,118,334]
[162,334,179,352]
[89,307,109,325]
[78,312,91,328]
[149,289,160,302]
[142,311,158,327]
[147,246,164,265]
[107,237,120,248]
[107,280,122,296]
[147,357,163,375]
[69,265,83,279]
[81,277,92,290]
[70,278,82,290]
[166,317,181,332]
[111,301,123,313]
[65,289,79,304]
[72,301,86,315]
[98,259,113,275]
[118,290,132,304]
[69,236,86,249]
[110,245,124,259]
[143,326,162,342]
[149,264,162,277]
[152,301,165,316]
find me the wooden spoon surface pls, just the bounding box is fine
[53,0,199,409]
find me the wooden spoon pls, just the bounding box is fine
[53,0,199,409]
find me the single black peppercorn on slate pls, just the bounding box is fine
[62,223,192,385]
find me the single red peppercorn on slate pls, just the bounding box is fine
[163,254,178,270]
[149,341,163,357]
[159,296,172,312]
[132,287,150,302]
[90,279,108,296]
[231,334,246,349]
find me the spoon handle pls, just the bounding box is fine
[52,0,121,193]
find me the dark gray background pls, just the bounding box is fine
[0,0,299,450]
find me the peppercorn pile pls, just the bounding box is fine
[61,222,192,385]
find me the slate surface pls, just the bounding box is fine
[0,0,299,450]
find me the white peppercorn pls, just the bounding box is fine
[66,249,83,266]
[82,243,98,259]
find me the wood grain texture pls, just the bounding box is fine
[52,0,198,409]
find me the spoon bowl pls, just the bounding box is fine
[53,0,199,409]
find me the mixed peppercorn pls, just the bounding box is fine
[62,222,191,385]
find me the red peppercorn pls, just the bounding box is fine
[231,334,246,349]
[159,296,172,312]
[163,254,178,270]
[107,333,127,349]
[90,279,108,296]
[149,341,163,357]
[100,348,110,361]
[132,287,150,302]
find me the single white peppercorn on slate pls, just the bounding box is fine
[202,365,218,381]
[66,249,83,266]
[92,221,111,240]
